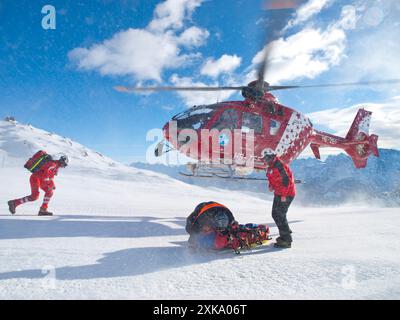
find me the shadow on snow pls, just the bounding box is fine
[0,215,302,280]
[0,241,281,281]
[0,215,187,239]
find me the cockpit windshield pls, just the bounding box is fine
[172,104,218,130]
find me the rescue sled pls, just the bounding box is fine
[186,201,271,255]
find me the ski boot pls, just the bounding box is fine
[38,208,53,216]
[8,200,16,214]
[274,237,292,248]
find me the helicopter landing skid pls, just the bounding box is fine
[179,163,268,181]
[179,163,304,183]
[178,170,268,180]
[178,171,214,178]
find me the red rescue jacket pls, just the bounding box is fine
[32,160,62,180]
[266,157,296,197]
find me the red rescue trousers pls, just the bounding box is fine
[13,175,56,210]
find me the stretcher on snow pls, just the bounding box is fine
[186,201,271,254]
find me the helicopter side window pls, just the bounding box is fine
[241,112,263,134]
[270,119,281,135]
[212,109,238,130]
[173,106,216,131]
[267,102,276,115]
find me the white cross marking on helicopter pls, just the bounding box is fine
[358,114,371,135]
[274,112,312,156]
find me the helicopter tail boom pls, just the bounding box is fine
[310,108,379,168]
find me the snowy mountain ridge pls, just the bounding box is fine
[292,150,400,205]
[0,118,174,183]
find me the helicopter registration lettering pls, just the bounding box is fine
[233,153,256,164]
[322,136,338,145]
[234,153,246,163]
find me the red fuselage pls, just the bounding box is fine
[163,93,378,169]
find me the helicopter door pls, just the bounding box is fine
[210,109,239,164]
[240,112,264,165]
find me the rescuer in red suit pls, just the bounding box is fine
[264,151,296,248]
[8,155,69,216]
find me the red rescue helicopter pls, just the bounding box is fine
[114,4,400,179]
[116,79,389,178]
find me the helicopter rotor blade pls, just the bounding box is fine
[114,85,245,93]
[255,11,275,89]
[255,1,300,90]
[267,79,400,91]
[114,79,400,94]
[256,46,272,90]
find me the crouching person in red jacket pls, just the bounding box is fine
[8,155,69,216]
[263,151,296,248]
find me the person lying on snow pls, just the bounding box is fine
[186,201,270,254]
[8,150,69,216]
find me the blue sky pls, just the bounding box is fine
[1,0,399,163]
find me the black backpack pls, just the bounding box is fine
[186,201,235,235]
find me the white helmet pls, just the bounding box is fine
[262,149,276,162]
[59,155,69,167]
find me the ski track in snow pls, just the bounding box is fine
[1,120,400,299]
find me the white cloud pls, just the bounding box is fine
[69,29,191,81]
[307,96,400,150]
[148,0,203,33]
[177,26,209,48]
[250,26,345,84]
[335,5,357,30]
[69,0,206,82]
[247,5,358,84]
[286,0,334,29]
[200,54,242,78]
[169,74,236,106]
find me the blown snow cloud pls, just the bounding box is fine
[69,0,207,82]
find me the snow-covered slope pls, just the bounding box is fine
[1,119,400,299]
[0,118,118,168]
[0,119,175,183]
[131,149,400,206]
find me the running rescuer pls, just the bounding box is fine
[8,152,69,216]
